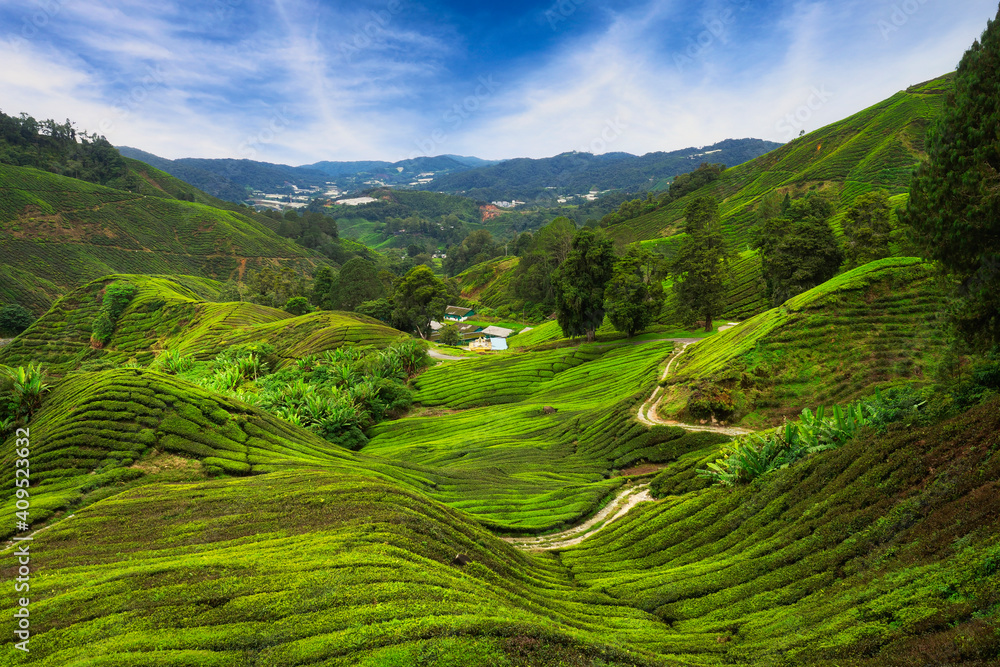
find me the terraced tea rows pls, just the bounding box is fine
[658,258,949,426]
[560,396,1000,665]
[369,341,729,533]
[0,163,322,311]
[0,275,406,372]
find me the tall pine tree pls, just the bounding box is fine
[672,197,729,331]
[905,6,1000,350]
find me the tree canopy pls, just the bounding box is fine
[671,197,730,331]
[392,266,449,339]
[843,190,895,268]
[606,244,665,337]
[755,193,844,306]
[552,227,616,341]
[905,7,1000,350]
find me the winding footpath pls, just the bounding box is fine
[509,321,752,551]
[503,485,654,551]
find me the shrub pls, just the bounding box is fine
[91,312,115,346]
[0,304,36,336]
[155,350,195,374]
[90,281,137,346]
[700,401,876,486]
[0,363,51,421]
[439,323,462,346]
[284,296,311,316]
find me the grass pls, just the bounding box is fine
[0,274,406,373]
[0,162,324,313]
[657,257,949,427]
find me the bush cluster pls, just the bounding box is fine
[90,281,137,346]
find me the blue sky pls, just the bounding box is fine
[0,0,996,164]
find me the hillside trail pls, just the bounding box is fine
[637,323,754,438]
[428,349,467,361]
[503,484,654,551]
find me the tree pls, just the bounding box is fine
[671,197,730,331]
[335,258,384,311]
[0,304,36,336]
[284,296,311,316]
[508,217,576,306]
[843,190,894,268]
[392,265,448,339]
[552,227,616,341]
[439,323,461,346]
[904,7,1000,350]
[755,193,843,306]
[311,267,335,308]
[606,244,665,337]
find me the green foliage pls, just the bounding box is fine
[331,257,384,311]
[754,193,844,305]
[102,281,138,320]
[89,280,137,345]
[283,296,311,316]
[90,312,115,346]
[671,196,730,330]
[154,349,195,374]
[444,229,503,276]
[507,216,576,310]
[0,362,50,421]
[905,8,1000,351]
[392,265,448,339]
[552,227,616,341]
[439,322,462,346]
[0,303,36,336]
[600,163,727,228]
[605,244,665,337]
[0,110,126,185]
[843,189,895,267]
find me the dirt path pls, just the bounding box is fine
[428,349,468,361]
[637,324,754,437]
[1,514,75,553]
[0,338,14,348]
[504,485,654,551]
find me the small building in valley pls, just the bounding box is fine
[444,306,476,322]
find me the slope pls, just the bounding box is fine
[654,257,949,427]
[0,163,324,313]
[423,139,782,202]
[0,275,405,373]
[602,74,954,321]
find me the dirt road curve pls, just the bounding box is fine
[504,485,654,551]
[637,324,754,437]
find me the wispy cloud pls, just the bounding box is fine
[0,0,995,163]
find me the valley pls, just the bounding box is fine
[1,8,1000,666]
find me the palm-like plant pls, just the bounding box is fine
[0,363,50,419]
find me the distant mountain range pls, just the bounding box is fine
[118,139,781,205]
[116,148,498,202]
[418,139,784,202]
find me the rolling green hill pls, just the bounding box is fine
[655,257,949,427]
[0,275,405,373]
[0,163,325,313]
[450,76,953,325]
